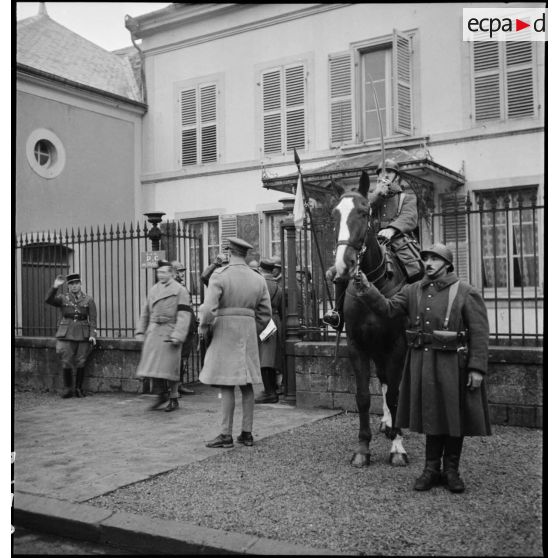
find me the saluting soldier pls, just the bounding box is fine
[45,272,97,398]
[324,159,420,331]
[199,237,272,448]
[353,243,491,493]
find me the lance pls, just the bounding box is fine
[367,73,387,180]
[293,148,333,308]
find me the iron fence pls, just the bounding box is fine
[284,189,544,346]
[14,220,204,338]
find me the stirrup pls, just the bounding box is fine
[323,310,341,328]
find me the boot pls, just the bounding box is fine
[75,367,86,398]
[442,436,465,493]
[61,368,73,398]
[323,280,346,332]
[165,398,179,412]
[255,368,278,404]
[414,435,444,491]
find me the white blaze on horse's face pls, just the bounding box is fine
[334,196,356,277]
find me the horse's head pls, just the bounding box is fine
[332,171,371,279]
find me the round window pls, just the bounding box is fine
[26,129,66,179]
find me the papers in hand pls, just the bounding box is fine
[259,319,277,342]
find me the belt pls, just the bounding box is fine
[151,317,175,324]
[216,308,255,318]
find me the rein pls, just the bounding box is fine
[335,194,388,287]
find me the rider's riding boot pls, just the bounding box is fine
[323,279,346,332]
[255,368,278,404]
[75,367,86,397]
[441,436,465,493]
[414,435,444,491]
[61,368,73,398]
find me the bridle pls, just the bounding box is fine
[334,193,387,285]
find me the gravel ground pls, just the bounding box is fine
[15,389,543,556]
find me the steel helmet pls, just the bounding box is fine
[375,159,400,175]
[420,243,454,272]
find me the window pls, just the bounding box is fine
[472,41,535,122]
[184,219,219,296]
[26,129,66,179]
[328,30,413,146]
[269,213,285,258]
[261,63,306,155]
[477,188,539,289]
[180,82,218,166]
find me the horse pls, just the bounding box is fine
[331,170,412,467]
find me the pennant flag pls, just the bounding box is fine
[293,172,305,230]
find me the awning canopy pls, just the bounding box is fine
[262,148,465,202]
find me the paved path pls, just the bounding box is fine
[14,385,339,503]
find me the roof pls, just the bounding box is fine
[17,12,143,103]
[262,147,465,199]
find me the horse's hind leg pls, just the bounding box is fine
[348,342,372,467]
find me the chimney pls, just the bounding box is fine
[38,3,48,16]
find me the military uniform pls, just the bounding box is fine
[200,237,272,449]
[45,273,97,397]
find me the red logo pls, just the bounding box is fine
[516,19,530,32]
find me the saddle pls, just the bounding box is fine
[386,234,424,283]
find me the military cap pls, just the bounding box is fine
[157,259,173,269]
[227,237,253,256]
[296,266,312,280]
[171,260,186,272]
[248,260,259,269]
[271,255,282,269]
[420,243,454,272]
[66,273,81,284]
[260,258,275,272]
[376,158,400,175]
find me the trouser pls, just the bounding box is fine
[56,339,91,368]
[152,378,180,398]
[220,385,254,436]
[424,434,464,472]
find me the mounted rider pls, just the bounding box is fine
[323,159,422,331]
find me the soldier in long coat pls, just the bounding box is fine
[255,258,283,404]
[354,243,491,493]
[135,260,192,412]
[199,237,272,448]
[45,272,97,398]
[324,159,419,331]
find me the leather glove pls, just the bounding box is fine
[325,265,337,282]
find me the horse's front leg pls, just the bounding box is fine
[384,354,409,467]
[348,342,372,467]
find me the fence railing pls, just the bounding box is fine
[14,221,203,339]
[284,191,544,346]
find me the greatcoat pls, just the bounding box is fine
[198,261,272,386]
[135,279,192,382]
[369,181,418,234]
[357,271,491,437]
[259,270,283,370]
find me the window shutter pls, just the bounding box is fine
[219,215,237,249]
[200,84,217,163]
[473,42,501,121]
[328,52,353,145]
[440,193,469,279]
[181,88,197,165]
[505,42,534,118]
[392,30,413,135]
[285,64,306,151]
[262,69,282,154]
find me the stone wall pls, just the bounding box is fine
[14,337,543,428]
[14,337,144,394]
[295,342,543,428]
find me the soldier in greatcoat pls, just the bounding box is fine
[255,258,283,404]
[324,159,420,331]
[45,272,97,398]
[353,243,491,493]
[135,260,193,412]
[199,237,272,448]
